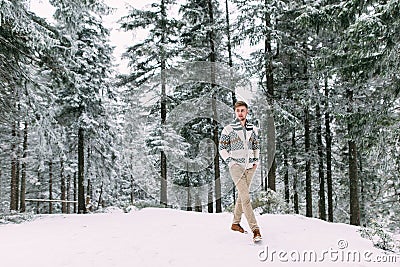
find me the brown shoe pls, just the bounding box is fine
[231,223,247,233]
[253,228,262,242]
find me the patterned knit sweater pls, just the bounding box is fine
[219,119,260,169]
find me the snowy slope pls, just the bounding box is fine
[0,208,398,267]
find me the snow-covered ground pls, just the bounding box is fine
[0,208,399,267]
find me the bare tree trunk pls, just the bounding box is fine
[0,166,2,205]
[347,89,360,225]
[10,121,18,211]
[264,3,276,191]
[97,181,103,210]
[349,139,360,225]
[86,179,91,211]
[207,0,222,213]
[212,105,222,213]
[36,168,41,214]
[224,0,236,204]
[160,0,168,207]
[195,191,202,212]
[78,127,86,213]
[20,120,28,212]
[316,103,326,220]
[16,110,20,210]
[186,173,192,211]
[292,129,299,214]
[267,154,276,191]
[0,163,2,206]
[224,0,236,105]
[130,174,134,205]
[67,175,71,214]
[208,182,213,213]
[73,172,77,213]
[304,106,312,217]
[61,158,66,213]
[359,157,365,226]
[284,152,289,204]
[324,78,333,222]
[48,160,53,214]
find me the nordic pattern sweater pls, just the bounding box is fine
[219,119,260,170]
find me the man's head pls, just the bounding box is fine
[234,101,248,122]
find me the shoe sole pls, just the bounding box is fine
[253,236,262,242]
[231,229,248,234]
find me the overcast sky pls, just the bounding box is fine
[28,0,151,74]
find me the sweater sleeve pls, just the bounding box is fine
[219,126,232,165]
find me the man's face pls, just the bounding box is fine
[235,105,248,122]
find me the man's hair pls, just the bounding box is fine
[234,101,248,110]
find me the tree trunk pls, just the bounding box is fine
[324,78,333,222]
[267,152,276,192]
[208,182,213,213]
[16,113,20,210]
[207,0,222,213]
[195,192,202,212]
[160,0,168,207]
[61,158,66,213]
[347,88,360,225]
[48,160,53,214]
[292,129,299,214]
[359,157,365,226]
[224,0,236,204]
[284,152,289,204]
[73,172,77,213]
[87,178,92,201]
[67,174,71,214]
[36,168,41,214]
[20,120,28,212]
[316,103,326,220]
[304,106,312,217]
[349,139,360,225]
[78,127,86,213]
[212,104,222,213]
[130,174,134,205]
[0,163,2,205]
[264,4,276,191]
[10,121,18,211]
[224,0,236,105]
[97,181,104,210]
[186,176,192,211]
[86,179,91,211]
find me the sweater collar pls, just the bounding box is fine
[233,118,252,128]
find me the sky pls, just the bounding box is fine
[28,0,150,74]
[27,0,259,103]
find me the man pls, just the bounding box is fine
[219,101,262,242]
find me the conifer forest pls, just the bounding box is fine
[0,0,399,232]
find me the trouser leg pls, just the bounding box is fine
[230,164,259,231]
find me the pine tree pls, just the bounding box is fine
[49,0,114,213]
[1,1,62,212]
[120,0,181,207]
[178,0,230,212]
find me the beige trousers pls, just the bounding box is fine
[229,164,259,231]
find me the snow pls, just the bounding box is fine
[0,208,398,267]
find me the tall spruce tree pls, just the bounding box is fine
[119,0,182,207]
[49,0,114,213]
